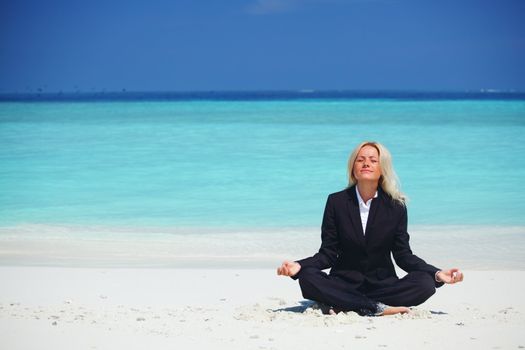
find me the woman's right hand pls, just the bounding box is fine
[277,260,301,277]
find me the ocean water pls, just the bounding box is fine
[1,93,525,239]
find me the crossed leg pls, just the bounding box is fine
[296,267,436,315]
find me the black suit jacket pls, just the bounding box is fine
[294,185,443,288]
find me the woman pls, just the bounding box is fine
[277,141,464,316]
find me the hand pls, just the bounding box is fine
[436,268,464,284]
[277,260,301,277]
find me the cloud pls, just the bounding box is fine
[246,0,300,15]
[245,0,374,15]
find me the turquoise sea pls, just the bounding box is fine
[1,93,525,239]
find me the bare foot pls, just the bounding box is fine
[316,303,342,315]
[380,306,410,316]
[328,307,342,315]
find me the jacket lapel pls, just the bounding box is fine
[346,186,366,248]
[364,187,384,245]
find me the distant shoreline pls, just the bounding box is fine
[1,90,525,102]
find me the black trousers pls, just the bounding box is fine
[297,267,436,315]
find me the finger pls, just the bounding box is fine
[451,272,458,283]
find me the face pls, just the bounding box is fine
[353,145,382,183]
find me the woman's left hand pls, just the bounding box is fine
[437,268,464,284]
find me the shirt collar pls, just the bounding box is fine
[355,186,378,206]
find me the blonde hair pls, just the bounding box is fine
[347,141,407,206]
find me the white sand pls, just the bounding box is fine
[1,267,524,350]
[1,225,524,349]
[1,224,525,269]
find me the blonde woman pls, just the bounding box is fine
[277,141,463,316]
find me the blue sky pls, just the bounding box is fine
[1,0,524,92]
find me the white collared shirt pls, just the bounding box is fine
[355,186,378,235]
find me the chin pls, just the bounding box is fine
[358,176,379,182]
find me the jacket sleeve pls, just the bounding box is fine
[392,205,444,288]
[291,194,341,280]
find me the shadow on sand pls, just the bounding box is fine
[271,300,448,316]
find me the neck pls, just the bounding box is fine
[356,182,378,202]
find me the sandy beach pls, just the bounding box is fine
[1,225,525,349]
[1,265,524,350]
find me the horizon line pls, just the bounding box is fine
[1,89,525,102]
[1,88,524,94]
